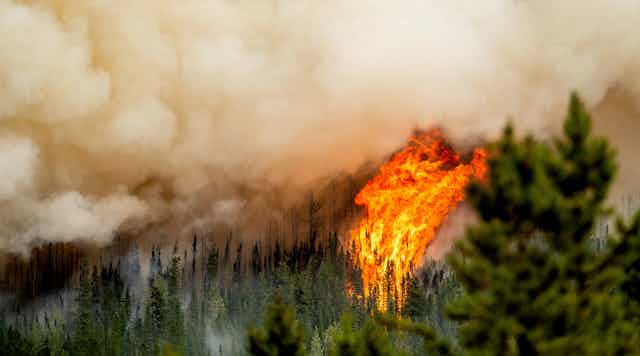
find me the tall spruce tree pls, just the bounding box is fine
[144,277,168,354]
[74,260,101,355]
[166,255,185,351]
[446,94,640,355]
[402,276,427,321]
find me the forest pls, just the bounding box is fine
[2,95,640,356]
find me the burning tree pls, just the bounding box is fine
[349,129,486,311]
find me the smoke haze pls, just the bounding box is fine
[1,0,640,254]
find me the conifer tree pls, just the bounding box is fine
[74,260,100,355]
[402,276,427,321]
[107,310,122,356]
[446,94,640,355]
[247,296,306,356]
[145,277,168,354]
[166,255,185,350]
[330,314,395,356]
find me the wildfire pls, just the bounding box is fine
[349,129,486,310]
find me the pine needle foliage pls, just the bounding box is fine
[447,93,640,355]
[247,296,306,356]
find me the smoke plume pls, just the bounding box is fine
[1,0,640,254]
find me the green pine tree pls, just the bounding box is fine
[166,255,185,351]
[330,314,396,356]
[74,260,101,355]
[247,295,306,356]
[446,93,640,355]
[144,276,168,354]
[107,310,122,356]
[402,276,427,321]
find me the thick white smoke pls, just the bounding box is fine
[1,0,640,254]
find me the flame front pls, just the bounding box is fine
[350,130,486,310]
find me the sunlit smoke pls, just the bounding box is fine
[1,0,640,254]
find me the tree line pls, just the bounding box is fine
[0,212,448,355]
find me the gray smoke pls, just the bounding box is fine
[1,0,640,254]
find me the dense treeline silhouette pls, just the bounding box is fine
[1,243,83,300]
[0,213,453,355]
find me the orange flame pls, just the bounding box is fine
[349,130,486,310]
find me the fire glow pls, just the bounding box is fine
[350,130,487,310]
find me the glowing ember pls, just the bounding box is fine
[349,130,486,310]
